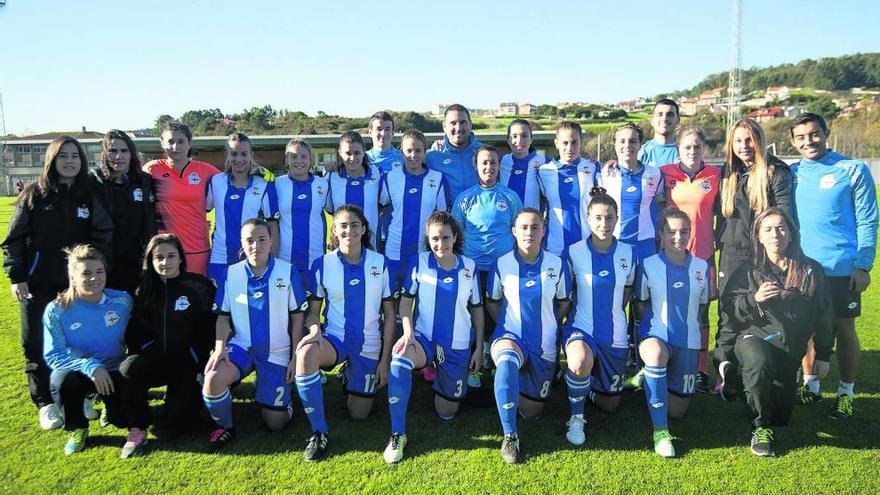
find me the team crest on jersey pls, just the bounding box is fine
[442,276,454,284]
[370,266,381,278]
[188,173,201,185]
[463,268,472,280]
[229,194,241,200]
[496,200,509,211]
[70,322,83,330]
[820,174,837,189]
[408,187,419,194]
[275,278,287,291]
[349,278,361,286]
[546,267,557,279]
[427,178,437,189]
[174,296,190,311]
[316,185,325,195]
[392,160,403,168]
[297,193,308,200]
[647,177,656,189]
[251,187,262,197]
[620,258,629,271]
[695,271,704,286]
[76,207,90,219]
[443,158,452,165]
[132,188,143,202]
[700,180,712,193]
[525,280,537,287]
[104,311,120,327]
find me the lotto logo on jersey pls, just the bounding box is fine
[820,174,837,189]
[525,280,537,287]
[253,291,264,299]
[672,281,685,289]
[598,270,610,277]
[70,322,83,331]
[76,207,90,219]
[297,193,308,200]
[626,186,638,192]
[700,179,712,193]
[442,276,454,284]
[514,169,524,175]
[349,278,361,286]
[104,311,120,327]
[351,180,361,186]
[132,188,143,202]
[174,296,190,311]
[229,194,241,200]
[408,188,419,194]
[443,158,452,165]
[496,200,509,211]
[564,177,575,183]
[188,173,201,185]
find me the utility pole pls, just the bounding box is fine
[727,0,743,137]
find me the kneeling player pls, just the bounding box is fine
[487,208,571,464]
[635,209,709,458]
[563,188,636,445]
[202,219,307,452]
[383,211,484,463]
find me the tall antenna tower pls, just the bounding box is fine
[726,0,743,136]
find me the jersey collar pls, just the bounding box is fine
[428,253,461,272]
[587,237,617,255]
[659,250,691,268]
[336,248,366,268]
[245,256,275,279]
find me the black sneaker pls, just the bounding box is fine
[205,427,235,453]
[304,431,329,462]
[798,386,822,405]
[717,361,737,402]
[695,372,711,394]
[500,433,521,464]
[828,394,853,419]
[750,426,775,457]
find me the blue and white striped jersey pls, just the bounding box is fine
[566,239,635,348]
[500,151,546,210]
[309,249,393,359]
[327,165,383,246]
[207,174,278,265]
[403,253,481,350]
[636,252,708,350]
[488,249,571,362]
[275,174,329,272]
[600,163,663,243]
[380,167,447,262]
[537,157,600,255]
[216,257,307,366]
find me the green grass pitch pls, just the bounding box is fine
[0,198,877,494]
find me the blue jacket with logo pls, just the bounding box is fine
[425,132,483,202]
[451,182,523,272]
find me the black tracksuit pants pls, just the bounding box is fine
[119,351,203,427]
[50,368,148,431]
[734,335,797,428]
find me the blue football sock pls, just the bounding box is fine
[493,349,521,435]
[203,389,234,429]
[388,355,414,435]
[566,371,591,417]
[295,371,328,433]
[643,365,668,429]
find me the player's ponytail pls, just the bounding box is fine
[587,186,618,215]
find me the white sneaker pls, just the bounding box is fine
[39,403,64,430]
[565,414,586,445]
[383,434,407,464]
[653,429,676,458]
[83,398,100,421]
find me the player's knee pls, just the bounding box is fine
[262,411,288,431]
[668,408,687,420]
[295,343,319,371]
[348,406,371,421]
[202,370,225,395]
[596,396,620,414]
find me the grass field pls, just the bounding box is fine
[0,197,878,494]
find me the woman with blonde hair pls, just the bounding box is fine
[714,118,793,399]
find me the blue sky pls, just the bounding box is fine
[1,0,878,135]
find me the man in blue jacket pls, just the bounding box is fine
[790,113,878,419]
[425,104,483,202]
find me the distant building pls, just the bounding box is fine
[746,106,785,123]
[766,85,790,101]
[698,87,725,107]
[497,102,518,116]
[681,98,699,116]
[784,106,804,118]
[617,98,646,111]
[518,103,536,115]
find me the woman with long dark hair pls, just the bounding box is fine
[721,207,833,457]
[2,135,113,430]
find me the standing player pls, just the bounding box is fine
[563,188,636,445]
[537,121,601,256]
[206,132,279,287]
[326,132,383,247]
[3,136,113,430]
[275,139,329,287]
[790,113,878,418]
[90,129,157,294]
[486,208,571,464]
[425,104,483,202]
[295,205,396,462]
[201,219,307,452]
[659,126,721,392]
[380,129,447,290]
[639,98,681,167]
[367,111,405,173]
[144,121,220,276]
[500,119,545,209]
[636,209,709,458]
[383,211,483,463]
